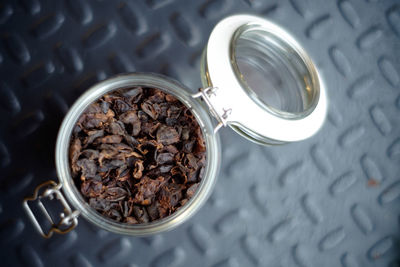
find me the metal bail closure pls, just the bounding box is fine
[202,15,327,145]
[192,86,231,134]
[23,181,80,238]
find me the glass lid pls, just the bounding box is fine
[200,15,327,145]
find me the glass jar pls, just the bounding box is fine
[23,14,326,238]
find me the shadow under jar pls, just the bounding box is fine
[23,14,326,237]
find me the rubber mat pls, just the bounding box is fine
[0,0,399,266]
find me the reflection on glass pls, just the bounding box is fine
[232,24,317,118]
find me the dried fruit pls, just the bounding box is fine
[70,87,206,223]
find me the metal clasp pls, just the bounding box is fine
[23,181,80,238]
[192,87,231,133]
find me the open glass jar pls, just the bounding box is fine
[23,15,326,237]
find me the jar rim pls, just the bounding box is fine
[55,72,220,236]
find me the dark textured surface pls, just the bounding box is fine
[0,0,399,266]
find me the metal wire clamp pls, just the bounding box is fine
[192,87,231,134]
[23,181,80,238]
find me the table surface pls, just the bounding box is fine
[0,0,399,266]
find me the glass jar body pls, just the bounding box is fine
[55,73,221,236]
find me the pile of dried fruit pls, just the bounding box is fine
[69,87,206,223]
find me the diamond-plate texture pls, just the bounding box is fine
[0,0,399,266]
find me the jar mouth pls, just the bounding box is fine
[55,73,220,236]
[230,23,320,120]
